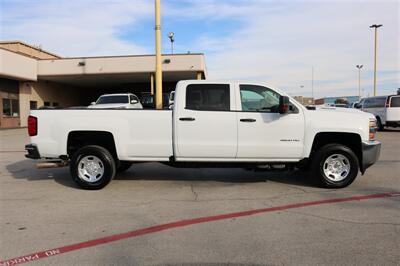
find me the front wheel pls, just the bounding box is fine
[70,145,116,190]
[311,144,359,188]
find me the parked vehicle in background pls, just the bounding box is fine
[26,80,380,190]
[355,95,400,130]
[140,93,170,109]
[169,91,175,106]
[88,93,143,109]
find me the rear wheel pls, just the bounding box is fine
[311,144,359,188]
[70,145,116,190]
[376,117,384,131]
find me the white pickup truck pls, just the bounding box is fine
[25,80,381,189]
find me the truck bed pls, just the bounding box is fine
[30,109,173,160]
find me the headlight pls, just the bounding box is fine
[369,118,377,141]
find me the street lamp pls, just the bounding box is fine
[356,65,363,99]
[168,32,174,54]
[369,24,383,96]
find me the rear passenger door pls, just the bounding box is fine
[175,83,237,160]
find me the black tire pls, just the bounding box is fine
[376,117,384,131]
[117,161,133,173]
[311,144,359,188]
[70,145,116,190]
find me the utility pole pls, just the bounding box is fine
[370,24,382,96]
[155,0,163,109]
[311,66,314,103]
[356,65,363,99]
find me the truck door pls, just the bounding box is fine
[175,83,238,159]
[236,84,305,160]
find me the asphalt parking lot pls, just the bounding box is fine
[0,128,399,265]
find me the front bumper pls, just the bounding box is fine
[25,144,41,159]
[361,140,381,174]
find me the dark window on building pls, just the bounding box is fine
[2,98,11,116]
[11,100,19,116]
[44,102,51,107]
[53,102,59,107]
[186,84,230,111]
[30,101,37,110]
[2,98,19,117]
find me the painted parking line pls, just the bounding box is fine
[1,192,399,266]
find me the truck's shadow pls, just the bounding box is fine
[6,160,315,189]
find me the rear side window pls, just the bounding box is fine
[390,96,400,107]
[364,97,386,108]
[186,84,230,111]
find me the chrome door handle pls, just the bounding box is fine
[240,118,256,122]
[179,117,196,121]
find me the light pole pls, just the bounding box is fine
[311,66,314,103]
[356,65,363,99]
[168,32,174,54]
[155,0,162,109]
[370,24,382,96]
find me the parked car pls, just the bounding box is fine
[355,95,400,130]
[88,93,143,109]
[25,80,380,190]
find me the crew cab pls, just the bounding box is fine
[25,80,381,189]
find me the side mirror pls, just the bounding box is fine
[90,102,96,105]
[279,96,290,114]
[131,99,139,104]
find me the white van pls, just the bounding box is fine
[356,95,400,130]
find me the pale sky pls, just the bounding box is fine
[1,0,399,98]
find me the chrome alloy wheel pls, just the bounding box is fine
[323,154,351,182]
[77,155,105,183]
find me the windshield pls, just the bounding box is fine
[96,95,129,104]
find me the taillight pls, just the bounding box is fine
[369,119,377,141]
[385,97,390,108]
[28,116,37,136]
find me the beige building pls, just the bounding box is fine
[293,96,315,106]
[0,41,207,128]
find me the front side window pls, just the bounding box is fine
[240,85,280,112]
[186,84,230,111]
[363,99,372,108]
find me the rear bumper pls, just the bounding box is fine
[25,144,41,159]
[361,141,381,174]
[386,121,400,127]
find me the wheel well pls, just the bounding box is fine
[311,132,362,165]
[67,131,117,159]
